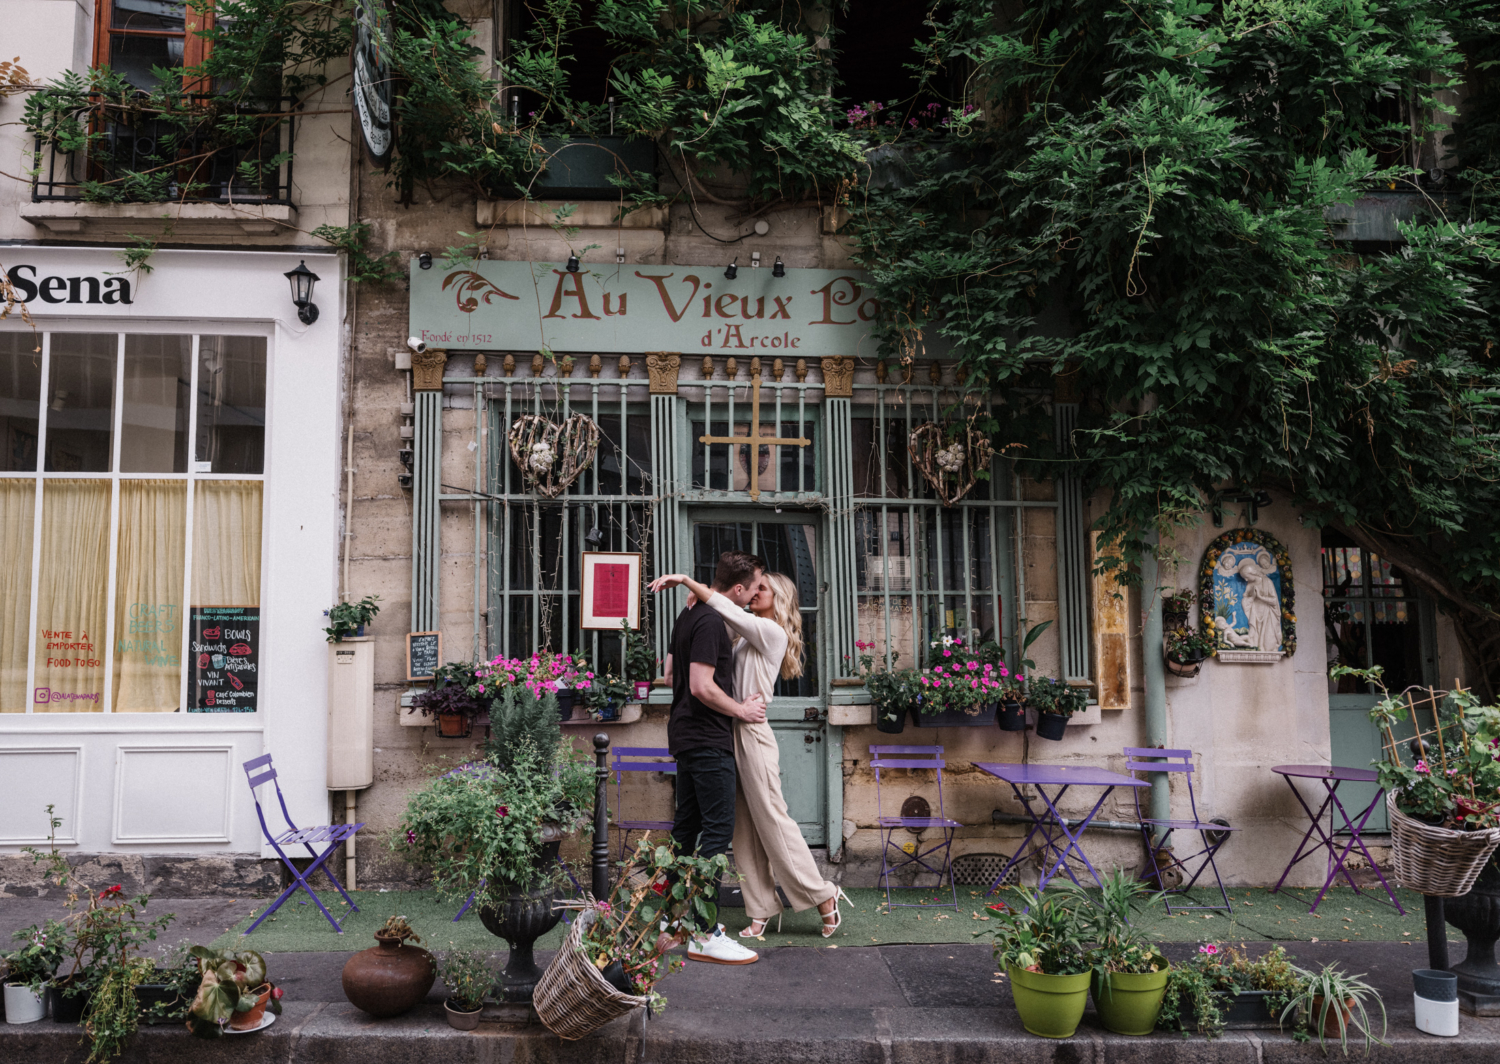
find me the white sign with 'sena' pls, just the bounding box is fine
[6,264,134,304]
[408,260,881,356]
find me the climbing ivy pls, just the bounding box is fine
[842,0,1500,692]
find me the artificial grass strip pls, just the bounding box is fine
[214,885,1454,952]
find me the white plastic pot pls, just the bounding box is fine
[4,983,46,1024]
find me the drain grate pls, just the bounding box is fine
[951,852,1018,888]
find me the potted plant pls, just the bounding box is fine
[583,670,633,722]
[1162,588,1194,628]
[1071,872,1170,1036]
[482,651,585,720]
[1158,943,1305,1037]
[3,921,63,1024]
[136,941,200,1025]
[914,638,1007,727]
[1026,677,1089,740]
[1164,625,1216,678]
[976,884,1092,1038]
[1340,665,1500,895]
[994,673,1027,731]
[323,594,381,642]
[440,949,493,1030]
[341,916,436,1018]
[622,619,656,701]
[184,947,283,1036]
[535,836,727,1038]
[410,661,492,738]
[1280,963,1387,1055]
[393,700,593,1003]
[855,644,918,733]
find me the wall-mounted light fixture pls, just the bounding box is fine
[566,253,580,273]
[724,258,738,280]
[585,527,605,547]
[417,251,433,270]
[772,256,785,278]
[283,260,320,325]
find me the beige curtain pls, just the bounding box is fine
[112,480,186,712]
[1,480,35,712]
[35,479,110,712]
[193,480,262,605]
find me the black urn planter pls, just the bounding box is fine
[477,841,565,1003]
[1445,857,1500,1014]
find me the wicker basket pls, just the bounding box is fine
[534,909,650,1040]
[1388,793,1500,897]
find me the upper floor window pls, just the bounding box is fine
[96,0,212,92]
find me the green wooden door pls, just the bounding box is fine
[688,511,827,845]
[1324,535,1435,832]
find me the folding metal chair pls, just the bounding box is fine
[1125,747,1237,914]
[241,753,361,935]
[612,747,677,862]
[869,745,961,910]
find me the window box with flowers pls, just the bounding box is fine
[915,642,1010,728]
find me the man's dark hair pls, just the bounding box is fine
[713,550,765,592]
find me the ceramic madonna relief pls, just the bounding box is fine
[1198,529,1297,663]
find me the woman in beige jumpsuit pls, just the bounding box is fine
[651,571,847,937]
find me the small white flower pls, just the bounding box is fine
[527,440,556,473]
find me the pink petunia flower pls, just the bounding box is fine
[1199,943,1219,955]
[1415,760,1430,774]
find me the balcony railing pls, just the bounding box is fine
[31,93,295,206]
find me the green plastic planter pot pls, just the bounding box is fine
[1008,966,1091,1038]
[1090,965,1171,1036]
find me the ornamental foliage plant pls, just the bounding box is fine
[975,885,1091,977]
[394,738,594,905]
[184,947,283,1039]
[846,0,1500,699]
[855,643,920,730]
[1025,677,1090,719]
[324,595,381,643]
[1067,871,1168,984]
[439,950,495,1012]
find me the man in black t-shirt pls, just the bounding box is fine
[660,549,766,964]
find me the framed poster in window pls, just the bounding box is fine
[581,552,641,630]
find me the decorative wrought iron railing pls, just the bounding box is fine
[31,93,295,205]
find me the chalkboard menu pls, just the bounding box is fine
[189,606,260,712]
[407,631,441,682]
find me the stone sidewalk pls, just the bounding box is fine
[4,937,1497,1063]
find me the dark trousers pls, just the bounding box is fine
[671,745,737,930]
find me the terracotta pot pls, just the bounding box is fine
[1310,996,1355,1039]
[230,985,272,1030]
[342,933,436,1018]
[434,712,473,739]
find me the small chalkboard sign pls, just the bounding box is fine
[406,631,441,682]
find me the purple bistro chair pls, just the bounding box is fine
[241,753,362,935]
[1125,747,1238,915]
[870,745,961,910]
[611,747,677,862]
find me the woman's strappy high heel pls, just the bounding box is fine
[820,888,850,938]
[739,912,782,938]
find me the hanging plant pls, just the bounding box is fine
[506,414,600,498]
[909,423,994,506]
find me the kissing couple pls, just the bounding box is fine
[649,550,848,965]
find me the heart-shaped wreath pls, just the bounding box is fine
[507,414,601,498]
[908,423,994,506]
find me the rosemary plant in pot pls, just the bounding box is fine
[976,885,1092,1039]
[394,691,593,1003]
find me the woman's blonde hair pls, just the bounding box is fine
[766,572,805,680]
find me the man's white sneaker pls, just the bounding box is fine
[687,927,759,965]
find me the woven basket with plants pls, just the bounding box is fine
[1337,666,1500,897]
[534,836,727,1040]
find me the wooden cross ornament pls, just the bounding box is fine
[698,359,809,501]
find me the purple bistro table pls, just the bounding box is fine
[976,762,1150,894]
[1270,764,1405,916]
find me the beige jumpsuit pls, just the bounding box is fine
[705,593,838,920]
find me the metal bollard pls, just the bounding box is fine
[592,733,611,902]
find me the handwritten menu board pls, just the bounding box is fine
[190,606,259,712]
[406,631,441,682]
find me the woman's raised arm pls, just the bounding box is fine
[703,591,786,659]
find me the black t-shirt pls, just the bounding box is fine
[668,602,736,756]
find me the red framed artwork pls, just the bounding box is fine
[580,552,641,630]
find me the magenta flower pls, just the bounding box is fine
[1415,760,1430,774]
[1199,943,1219,956]
[405,829,416,845]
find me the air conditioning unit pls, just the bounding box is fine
[863,555,912,592]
